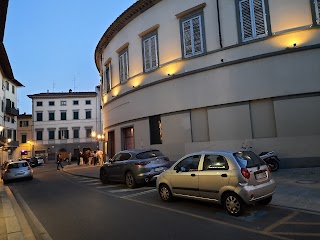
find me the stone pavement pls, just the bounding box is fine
[1,164,319,239]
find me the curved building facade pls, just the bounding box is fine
[95,0,320,167]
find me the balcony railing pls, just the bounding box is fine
[5,107,19,116]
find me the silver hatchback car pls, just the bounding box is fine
[1,160,33,184]
[156,151,276,216]
[100,149,171,188]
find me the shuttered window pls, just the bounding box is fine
[103,63,111,93]
[239,0,268,42]
[315,0,320,24]
[182,14,204,58]
[143,33,158,72]
[149,115,162,145]
[119,49,129,83]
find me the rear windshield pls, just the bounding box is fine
[136,150,164,159]
[233,151,265,168]
[8,162,29,169]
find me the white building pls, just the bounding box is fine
[95,0,320,167]
[27,89,102,160]
[0,0,24,164]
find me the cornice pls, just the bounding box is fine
[94,0,162,72]
[27,92,98,99]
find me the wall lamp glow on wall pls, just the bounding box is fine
[168,73,175,77]
[286,43,297,49]
[132,85,140,88]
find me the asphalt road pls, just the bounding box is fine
[6,163,320,240]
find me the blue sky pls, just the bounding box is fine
[4,0,137,114]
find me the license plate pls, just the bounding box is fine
[15,172,25,176]
[255,171,267,180]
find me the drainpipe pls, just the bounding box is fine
[217,0,223,48]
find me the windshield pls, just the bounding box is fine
[233,151,265,168]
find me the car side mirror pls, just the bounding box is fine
[109,159,114,163]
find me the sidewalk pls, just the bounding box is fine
[63,164,320,213]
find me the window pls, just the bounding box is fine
[73,100,79,105]
[36,112,43,121]
[313,0,320,25]
[238,0,269,42]
[85,110,91,119]
[21,134,27,143]
[61,101,67,106]
[202,155,228,170]
[12,85,15,94]
[36,101,43,106]
[122,127,134,150]
[174,155,201,172]
[181,13,205,58]
[119,49,129,83]
[85,100,91,105]
[73,129,79,139]
[58,129,69,139]
[73,111,79,120]
[11,118,14,124]
[48,130,55,140]
[36,130,43,140]
[61,111,67,120]
[86,128,92,138]
[49,101,55,106]
[149,115,162,144]
[49,112,55,121]
[19,121,29,127]
[6,81,9,90]
[103,63,111,93]
[142,31,159,72]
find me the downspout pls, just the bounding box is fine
[217,0,223,48]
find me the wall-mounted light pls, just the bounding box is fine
[293,43,297,47]
[168,73,175,77]
[0,125,3,132]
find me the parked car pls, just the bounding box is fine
[33,156,45,166]
[1,160,33,184]
[100,149,171,188]
[156,151,276,216]
[24,156,44,167]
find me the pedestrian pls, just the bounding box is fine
[97,149,103,165]
[68,152,72,165]
[56,153,64,170]
[93,151,98,165]
[78,151,84,165]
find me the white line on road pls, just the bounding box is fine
[78,179,100,183]
[121,188,157,198]
[95,185,118,189]
[109,187,153,193]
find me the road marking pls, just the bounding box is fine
[272,232,320,237]
[79,179,99,183]
[124,197,290,240]
[121,189,157,198]
[95,185,118,189]
[87,182,102,186]
[109,188,147,193]
[262,211,299,233]
[285,222,320,225]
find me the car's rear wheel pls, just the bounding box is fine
[223,192,244,216]
[258,196,272,205]
[100,169,109,184]
[159,184,173,202]
[125,171,136,189]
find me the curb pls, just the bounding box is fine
[0,184,36,240]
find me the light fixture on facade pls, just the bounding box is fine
[0,126,3,132]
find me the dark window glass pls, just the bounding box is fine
[49,101,55,106]
[36,101,43,106]
[174,155,201,172]
[49,130,55,140]
[21,134,27,143]
[58,130,69,139]
[61,112,67,120]
[85,100,91,105]
[36,112,43,121]
[49,112,55,121]
[203,155,228,170]
[73,129,79,138]
[36,131,43,140]
[73,100,79,105]
[233,151,266,168]
[86,129,92,138]
[73,111,79,120]
[136,150,164,159]
[149,115,162,144]
[85,110,91,119]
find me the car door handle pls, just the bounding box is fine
[191,174,196,177]
[221,174,227,177]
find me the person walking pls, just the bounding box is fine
[56,153,64,170]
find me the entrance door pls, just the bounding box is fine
[108,131,115,158]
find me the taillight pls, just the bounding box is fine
[241,168,250,179]
[135,161,150,166]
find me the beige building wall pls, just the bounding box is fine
[98,0,320,165]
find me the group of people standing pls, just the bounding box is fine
[56,149,104,170]
[77,149,104,166]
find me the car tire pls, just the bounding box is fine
[258,196,272,205]
[159,184,173,202]
[223,192,244,216]
[100,169,109,184]
[125,171,136,189]
[267,159,279,171]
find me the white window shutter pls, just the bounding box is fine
[315,0,320,24]
[192,15,204,55]
[150,35,158,69]
[182,19,192,57]
[253,0,267,37]
[143,38,151,71]
[240,0,253,41]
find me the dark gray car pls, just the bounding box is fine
[100,149,170,188]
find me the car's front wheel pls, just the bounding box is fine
[100,169,109,184]
[223,192,244,216]
[125,171,136,189]
[159,184,173,202]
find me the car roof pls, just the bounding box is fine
[183,151,237,157]
[120,149,160,154]
[9,160,28,164]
